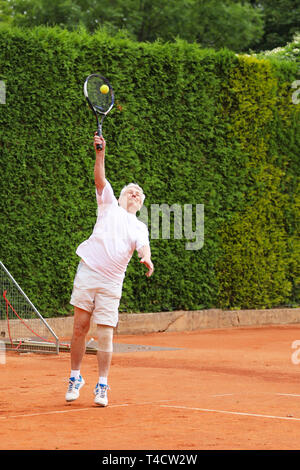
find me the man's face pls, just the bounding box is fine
[119,186,143,213]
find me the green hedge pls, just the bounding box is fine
[0,26,299,316]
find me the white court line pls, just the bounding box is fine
[160,404,300,422]
[276,393,300,398]
[2,394,300,421]
[210,394,234,397]
[0,400,170,421]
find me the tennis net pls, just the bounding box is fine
[0,261,59,354]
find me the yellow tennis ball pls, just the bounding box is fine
[100,84,109,94]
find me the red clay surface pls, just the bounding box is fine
[1,324,300,450]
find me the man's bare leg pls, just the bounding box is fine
[70,306,91,370]
[65,307,91,402]
[97,350,113,379]
[94,324,113,406]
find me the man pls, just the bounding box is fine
[65,133,154,406]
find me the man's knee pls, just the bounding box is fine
[73,307,91,337]
[96,325,114,352]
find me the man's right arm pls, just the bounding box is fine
[94,134,106,196]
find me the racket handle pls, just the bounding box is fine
[96,127,103,151]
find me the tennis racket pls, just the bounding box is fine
[83,73,114,150]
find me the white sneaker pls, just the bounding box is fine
[65,376,85,402]
[94,383,110,407]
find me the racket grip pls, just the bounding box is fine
[96,127,103,151]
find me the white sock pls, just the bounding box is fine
[99,376,107,385]
[70,369,80,379]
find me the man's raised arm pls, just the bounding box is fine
[94,134,106,195]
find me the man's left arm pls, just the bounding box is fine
[138,245,154,277]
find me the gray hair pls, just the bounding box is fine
[119,183,145,204]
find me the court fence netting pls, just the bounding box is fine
[0,260,60,354]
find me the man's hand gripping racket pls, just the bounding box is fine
[83,73,114,150]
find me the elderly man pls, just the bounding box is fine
[65,134,154,406]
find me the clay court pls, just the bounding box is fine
[2,323,300,451]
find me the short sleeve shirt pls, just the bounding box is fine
[76,180,149,283]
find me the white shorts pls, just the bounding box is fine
[70,260,122,327]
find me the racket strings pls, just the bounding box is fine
[87,77,112,113]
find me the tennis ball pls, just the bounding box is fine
[100,84,109,94]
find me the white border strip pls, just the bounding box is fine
[160,404,300,421]
[2,397,300,422]
[0,400,170,420]
[276,393,300,398]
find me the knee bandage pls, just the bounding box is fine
[96,325,114,353]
